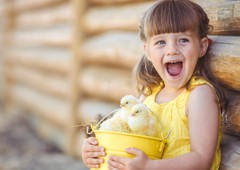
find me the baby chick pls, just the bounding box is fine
[99,95,139,133]
[128,103,159,137]
[118,95,139,123]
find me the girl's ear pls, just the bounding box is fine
[199,37,209,58]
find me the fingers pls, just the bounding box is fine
[87,136,98,145]
[81,137,106,168]
[108,155,127,170]
[82,137,104,153]
[125,147,143,156]
[85,157,104,169]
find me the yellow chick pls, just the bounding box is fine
[99,95,139,133]
[128,103,159,137]
[118,95,139,123]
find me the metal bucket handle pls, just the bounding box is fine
[86,108,121,135]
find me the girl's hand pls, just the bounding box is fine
[107,147,150,170]
[81,137,105,169]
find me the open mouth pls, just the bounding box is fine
[165,61,183,76]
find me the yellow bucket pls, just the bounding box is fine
[90,127,166,170]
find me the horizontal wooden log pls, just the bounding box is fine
[90,0,151,5]
[210,36,240,91]
[81,32,143,69]
[201,1,240,35]
[9,26,72,47]
[28,114,69,152]
[15,3,72,29]
[83,2,153,34]
[221,133,240,170]
[13,0,67,13]
[79,66,137,103]
[11,84,72,127]
[84,1,240,35]
[223,92,240,137]
[77,98,119,124]
[6,48,69,74]
[10,66,69,99]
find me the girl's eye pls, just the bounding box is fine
[179,38,189,43]
[156,40,165,45]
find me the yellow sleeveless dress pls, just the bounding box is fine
[143,76,222,170]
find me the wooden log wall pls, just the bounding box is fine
[1,0,240,169]
[3,0,75,154]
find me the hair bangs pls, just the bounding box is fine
[144,0,199,39]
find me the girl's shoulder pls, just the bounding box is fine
[188,76,218,101]
[186,76,219,115]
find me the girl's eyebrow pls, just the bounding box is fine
[151,34,165,41]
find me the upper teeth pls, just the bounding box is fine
[168,61,181,63]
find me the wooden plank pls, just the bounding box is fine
[223,93,240,137]
[10,26,72,47]
[11,84,72,127]
[81,32,143,69]
[78,98,119,124]
[221,133,240,170]
[210,36,240,91]
[68,0,88,156]
[7,48,69,74]
[193,0,240,35]
[4,0,15,112]
[10,66,69,99]
[13,0,67,13]
[15,3,72,29]
[79,66,137,103]
[89,0,152,5]
[83,2,153,34]
[28,114,70,152]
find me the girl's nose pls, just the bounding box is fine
[166,42,180,56]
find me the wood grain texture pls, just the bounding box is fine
[223,92,240,137]
[10,66,69,99]
[13,0,67,13]
[10,26,72,47]
[220,133,240,170]
[15,3,72,29]
[7,48,69,74]
[81,32,143,69]
[210,36,240,91]
[83,2,153,34]
[11,84,72,127]
[79,66,137,103]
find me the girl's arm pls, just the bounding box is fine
[81,137,106,169]
[108,84,220,170]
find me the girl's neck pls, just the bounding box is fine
[155,86,185,104]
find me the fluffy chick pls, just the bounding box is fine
[128,103,159,137]
[118,95,139,123]
[99,95,139,133]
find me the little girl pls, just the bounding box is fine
[81,0,226,169]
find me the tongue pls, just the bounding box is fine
[167,63,182,76]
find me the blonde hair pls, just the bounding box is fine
[136,0,226,110]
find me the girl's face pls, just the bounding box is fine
[144,31,208,91]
